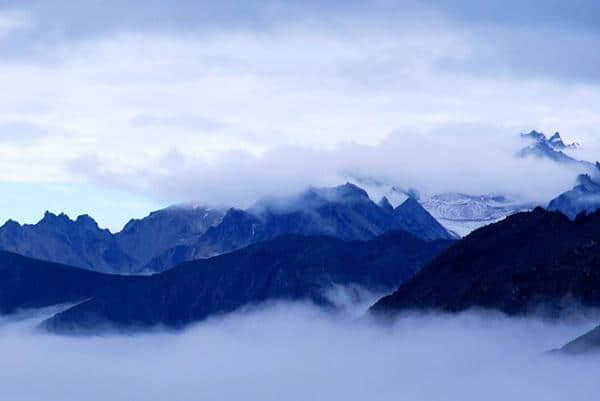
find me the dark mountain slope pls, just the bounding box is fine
[389,197,452,241]
[0,251,127,314]
[44,231,453,332]
[371,208,600,317]
[560,325,600,355]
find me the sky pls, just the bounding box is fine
[1,0,600,231]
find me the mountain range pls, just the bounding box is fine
[0,230,453,332]
[1,178,600,354]
[0,206,226,274]
[0,183,454,274]
[2,129,600,354]
[4,204,600,353]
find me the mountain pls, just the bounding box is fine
[0,251,129,314]
[0,206,225,274]
[346,170,535,238]
[548,165,600,220]
[517,130,591,169]
[143,183,455,272]
[0,212,135,274]
[38,231,454,332]
[342,131,591,238]
[419,193,534,237]
[0,183,450,274]
[115,205,225,269]
[548,131,580,150]
[370,207,600,318]
[420,130,594,236]
[559,325,600,355]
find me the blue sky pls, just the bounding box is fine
[1,1,599,230]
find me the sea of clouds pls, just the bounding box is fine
[1,302,599,401]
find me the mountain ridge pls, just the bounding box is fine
[370,207,600,318]
[5,230,454,332]
[142,183,455,272]
[548,164,600,220]
[0,183,452,274]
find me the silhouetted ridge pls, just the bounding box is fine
[371,207,600,317]
[0,251,130,314]
[40,231,454,332]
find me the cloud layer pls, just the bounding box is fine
[1,303,599,401]
[66,127,596,209]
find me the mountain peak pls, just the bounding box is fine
[335,182,370,199]
[521,130,546,141]
[305,182,371,204]
[167,202,211,211]
[1,219,21,229]
[520,129,580,150]
[378,196,394,213]
[391,197,456,240]
[547,174,600,219]
[576,174,600,192]
[548,131,569,149]
[516,130,588,166]
[395,196,421,211]
[40,211,71,225]
[76,214,101,229]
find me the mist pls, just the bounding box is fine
[2,302,599,401]
[4,126,593,232]
[69,126,594,212]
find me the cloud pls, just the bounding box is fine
[65,126,595,209]
[4,1,600,82]
[131,113,225,132]
[0,303,599,401]
[0,120,46,144]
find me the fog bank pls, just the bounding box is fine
[1,303,599,401]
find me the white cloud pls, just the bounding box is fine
[1,304,599,401]
[64,127,595,209]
